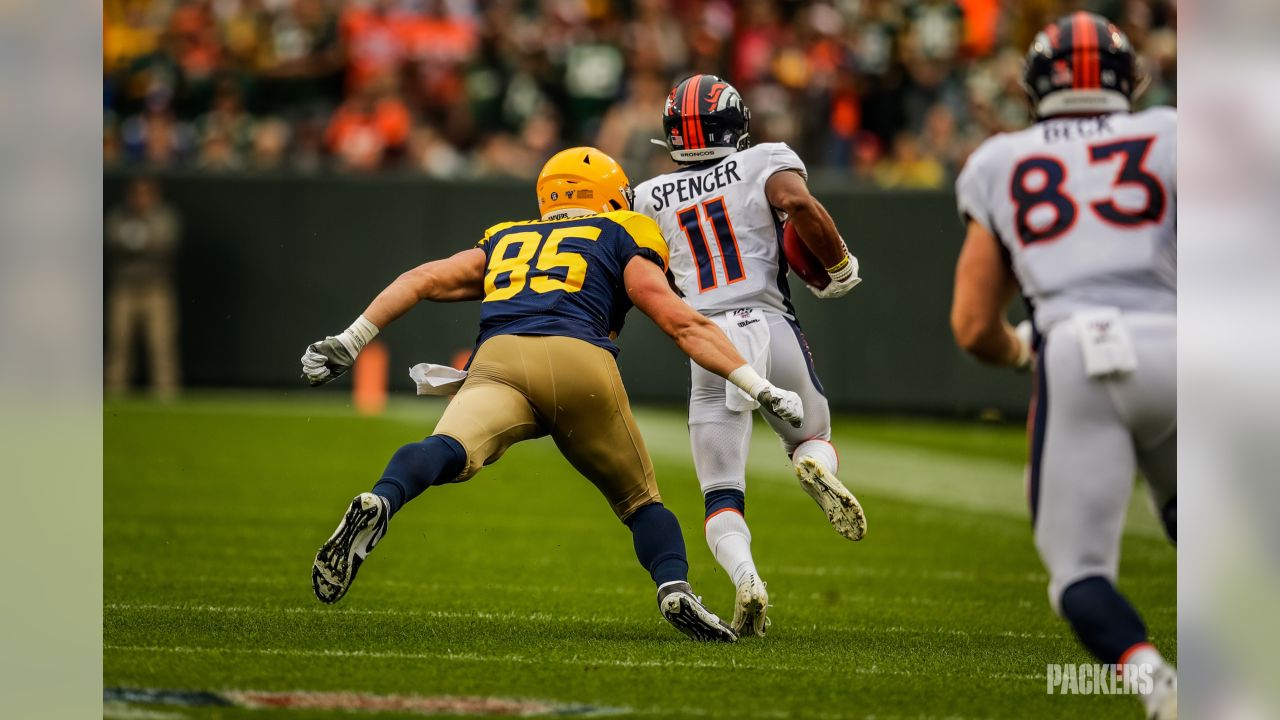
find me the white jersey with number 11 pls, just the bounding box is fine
[634,142,806,318]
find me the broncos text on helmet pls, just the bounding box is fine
[659,74,751,164]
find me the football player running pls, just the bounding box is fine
[950,13,1176,718]
[300,147,807,643]
[633,75,866,638]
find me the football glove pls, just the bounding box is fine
[809,253,861,299]
[756,385,804,428]
[301,316,379,386]
[301,336,358,386]
[1012,319,1034,371]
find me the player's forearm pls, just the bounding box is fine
[670,317,748,379]
[954,318,1026,368]
[360,276,422,329]
[788,198,848,269]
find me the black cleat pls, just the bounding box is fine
[312,493,389,604]
[657,581,738,643]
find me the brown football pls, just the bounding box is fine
[782,222,830,290]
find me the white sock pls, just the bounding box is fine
[1120,643,1175,711]
[792,438,839,474]
[705,509,757,586]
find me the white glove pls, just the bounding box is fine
[809,252,861,299]
[756,384,804,428]
[1012,319,1034,371]
[727,366,805,428]
[300,315,379,386]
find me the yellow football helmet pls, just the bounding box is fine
[536,147,634,219]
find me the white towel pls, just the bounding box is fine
[713,308,771,412]
[1072,308,1138,378]
[409,363,469,396]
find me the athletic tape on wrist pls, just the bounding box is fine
[337,315,380,356]
[727,365,770,399]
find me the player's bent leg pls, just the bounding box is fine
[312,341,542,605]
[535,337,735,641]
[370,435,466,516]
[761,314,866,540]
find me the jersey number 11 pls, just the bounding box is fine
[677,196,745,292]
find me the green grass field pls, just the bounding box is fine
[104,393,1175,720]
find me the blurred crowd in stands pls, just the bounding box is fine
[103,0,1177,187]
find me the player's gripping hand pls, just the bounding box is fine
[727,365,805,428]
[809,253,861,300]
[300,315,379,386]
[1011,319,1034,372]
[301,337,358,386]
[756,385,804,428]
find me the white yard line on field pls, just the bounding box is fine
[103,642,1045,681]
[105,602,1057,641]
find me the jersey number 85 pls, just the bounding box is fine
[484,227,600,302]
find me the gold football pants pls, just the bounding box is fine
[433,334,661,521]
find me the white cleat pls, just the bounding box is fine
[1144,665,1178,720]
[796,457,866,541]
[732,573,771,637]
[312,492,390,604]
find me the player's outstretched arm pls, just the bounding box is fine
[765,169,860,298]
[950,220,1030,369]
[300,248,486,386]
[624,256,804,427]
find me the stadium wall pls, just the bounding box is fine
[103,172,1029,417]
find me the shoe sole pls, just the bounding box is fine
[797,458,867,541]
[733,582,769,637]
[312,495,387,604]
[660,592,737,643]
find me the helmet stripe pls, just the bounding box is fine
[693,76,708,149]
[683,76,696,149]
[684,75,703,150]
[1071,14,1083,89]
[1075,13,1098,90]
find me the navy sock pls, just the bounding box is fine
[703,488,745,518]
[1059,575,1148,664]
[624,502,689,586]
[371,435,465,517]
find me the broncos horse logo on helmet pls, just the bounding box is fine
[1023,11,1149,119]
[657,74,751,164]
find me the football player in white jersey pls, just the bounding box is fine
[634,74,866,637]
[950,13,1176,719]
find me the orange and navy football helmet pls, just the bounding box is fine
[1023,12,1147,118]
[535,147,634,219]
[659,74,751,164]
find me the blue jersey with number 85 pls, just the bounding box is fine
[474,210,670,356]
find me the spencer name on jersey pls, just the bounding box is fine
[635,142,807,318]
[956,107,1177,330]
[647,159,742,211]
[474,210,670,356]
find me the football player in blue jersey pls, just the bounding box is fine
[300,147,805,642]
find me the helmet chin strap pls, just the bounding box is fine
[542,207,596,220]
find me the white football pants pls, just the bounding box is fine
[1031,313,1176,613]
[688,309,832,495]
